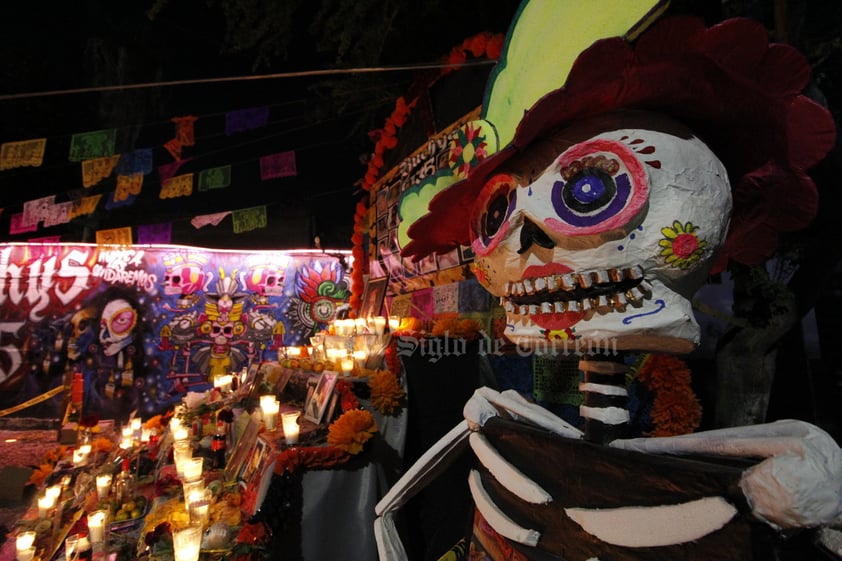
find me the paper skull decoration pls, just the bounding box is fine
[99,298,138,357]
[469,110,731,353]
[401,9,835,357]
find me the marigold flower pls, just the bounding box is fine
[327,409,378,455]
[369,370,404,416]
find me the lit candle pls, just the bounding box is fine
[172,524,202,561]
[287,346,301,357]
[388,316,400,332]
[122,426,133,439]
[119,436,133,449]
[37,494,55,518]
[72,448,87,467]
[173,425,190,442]
[259,394,278,411]
[130,417,142,433]
[372,316,387,335]
[261,399,279,431]
[354,318,367,335]
[45,484,62,502]
[213,374,233,394]
[281,411,300,445]
[16,531,36,556]
[181,457,204,483]
[87,510,107,544]
[140,428,151,443]
[186,488,211,527]
[96,474,112,501]
[340,356,354,377]
[78,443,92,457]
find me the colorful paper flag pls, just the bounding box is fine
[259,150,296,180]
[198,165,231,191]
[191,211,231,229]
[172,116,198,146]
[137,222,172,244]
[28,235,61,243]
[68,194,103,219]
[68,129,117,161]
[105,190,137,210]
[160,173,194,199]
[0,138,46,170]
[10,213,38,234]
[225,107,269,135]
[81,155,121,188]
[159,158,190,184]
[22,195,55,227]
[232,205,267,233]
[43,201,72,228]
[96,226,133,245]
[114,173,144,202]
[117,149,154,175]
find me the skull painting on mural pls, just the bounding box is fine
[378,1,840,560]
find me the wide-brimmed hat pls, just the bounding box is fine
[402,15,835,272]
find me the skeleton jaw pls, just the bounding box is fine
[499,267,701,354]
[502,265,651,317]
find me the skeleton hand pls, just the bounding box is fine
[610,419,842,530]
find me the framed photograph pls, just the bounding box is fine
[224,417,260,482]
[303,371,339,425]
[239,435,269,485]
[360,277,388,319]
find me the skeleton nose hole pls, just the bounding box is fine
[518,218,556,254]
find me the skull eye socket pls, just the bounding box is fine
[472,174,518,250]
[547,138,648,235]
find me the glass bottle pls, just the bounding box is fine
[211,421,227,469]
[113,458,135,506]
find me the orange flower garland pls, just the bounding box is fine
[327,408,378,455]
[635,353,702,437]
[369,370,405,416]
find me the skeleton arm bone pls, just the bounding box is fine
[610,419,842,530]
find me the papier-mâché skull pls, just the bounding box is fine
[470,111,732,354]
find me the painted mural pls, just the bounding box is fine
[0,243,352,420]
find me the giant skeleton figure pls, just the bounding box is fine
[375,2,840,560]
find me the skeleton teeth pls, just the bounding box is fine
[567,300,581,313]
[593,294,611,313]
[626,265,644,280]
[579,298,592,312]
[628,286,647,303]
[505,282,515,297]
[518,304,529,315]
[528,304,539,315]
[546,275,559,291]
[553,301,567,313]
[639,280,653,296]
[533,276,547,292]
[513,281,525,297]
[505,300,515,312]
[608,268,624,282]
[540,302,553,314]
[593,270,610,284]
[523,278,535,295]
[577,273,593,289]
[611,292,627,310]
[560,274,577,290]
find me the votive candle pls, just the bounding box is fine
[87,510,107,544]
[95,474,112,500]
[281,411,300,445]
[37,494,55,518]
[261,399,280,431]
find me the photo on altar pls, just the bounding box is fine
[304,371,338,425]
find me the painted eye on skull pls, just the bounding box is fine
[546,138,649,236]
[102,307,137,337]
[472,174,518,250]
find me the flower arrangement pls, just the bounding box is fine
[368,370,405,416]
[633,353,702,437]
[327,409,378,455]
